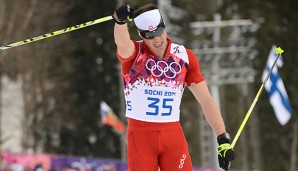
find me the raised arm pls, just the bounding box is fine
[113,5,135,59]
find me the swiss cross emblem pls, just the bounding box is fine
[148,25,154,31]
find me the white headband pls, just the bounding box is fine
[134,9,162,31]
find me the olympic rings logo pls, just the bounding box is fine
[145,59,182,78]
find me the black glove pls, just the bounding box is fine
[217,132,235,170]
[112,4,134,25]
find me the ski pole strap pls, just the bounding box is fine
[218,143,233,157]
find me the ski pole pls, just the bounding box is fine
[0,16,113,52]
[231,47,284,148]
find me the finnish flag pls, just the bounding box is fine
[262,45,292,125]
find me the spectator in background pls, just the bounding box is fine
[33,163,43,171]
[10,159,23,171]
[0,155,10,171]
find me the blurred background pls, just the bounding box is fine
[0,0,297,171]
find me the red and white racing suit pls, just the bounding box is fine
[117,38,204,171]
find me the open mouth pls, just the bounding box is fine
[154,41,163,48]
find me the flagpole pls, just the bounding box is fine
[290,121,298,171]
[117,63,127,162]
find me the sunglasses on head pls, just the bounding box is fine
[137,20,165,39]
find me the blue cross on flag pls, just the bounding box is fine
[262,45,292,125]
